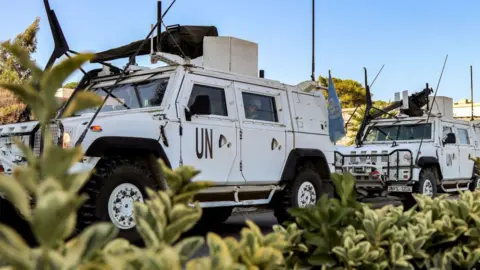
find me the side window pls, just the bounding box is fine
[187,84,228,116]
[457,128,470,144]
[242,92,278,122]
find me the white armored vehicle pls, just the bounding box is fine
[0,2,337,241]
[335,83,480,205]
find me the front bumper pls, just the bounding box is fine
[334,149,419,195]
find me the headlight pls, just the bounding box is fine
[62,132,71,148]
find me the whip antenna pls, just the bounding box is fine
[415,54,448,164]
[311,0,315,81]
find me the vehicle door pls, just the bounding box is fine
[234,82,288,184]
[456,126,475,179]
[177,73,241,184]
[440,123,459,180]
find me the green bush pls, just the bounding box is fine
[286,172,480,269]
[1,41,480,270]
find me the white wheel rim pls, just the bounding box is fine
[477,178,480,189]
[108,183,144,230]
[422,179,433,197]
[298,182,317,208]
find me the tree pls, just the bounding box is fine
[0,17,40,124]
[319,75,368,108]
[63,81,79,89]
[319,75,392,145]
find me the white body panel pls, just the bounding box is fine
[336,115,480,195]
[0,62,335,208]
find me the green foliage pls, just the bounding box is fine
[0,42,109,269]
[0,17,40,124]
[319,75,393,145]
[287,172,480,269]
[63,81,79,89]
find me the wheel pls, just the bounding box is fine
[77,158,159,243]
[416,169,437,198]
[403,168,438,209]
[469,177,480,191]
[274,168,330,224]
[470,167,480,191]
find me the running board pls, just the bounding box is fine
[440,180,471,193]
[189,184,283,208]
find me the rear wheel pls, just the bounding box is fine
[77,158,159,243]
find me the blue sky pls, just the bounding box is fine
[0,0,478,105]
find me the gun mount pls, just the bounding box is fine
[355,80,433,147]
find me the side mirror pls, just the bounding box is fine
[187,95,211,120]
[184,106,192,121]
[443,132,456,145]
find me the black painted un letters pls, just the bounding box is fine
[196,128,213,159]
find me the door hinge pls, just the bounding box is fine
[240,130,243,140]
[179,125,183,136]
[240,161,243,171]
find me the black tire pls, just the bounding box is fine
[470,167,480,192]
[403,168,438,210]
[416,168,438,197]
[77,158,159,243]
[274,168,331,225]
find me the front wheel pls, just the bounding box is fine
[274,168,331,224]
[403,168,438,209]
[77,158,159,243]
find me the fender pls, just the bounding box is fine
[280,148,331,183]
[416,156,443,179]
[85,136,171,168]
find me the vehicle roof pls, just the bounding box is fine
[88,63,328,94]
[370,115,476,127]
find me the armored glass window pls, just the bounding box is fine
[75,78,170,115]
[136,78,169,107]
[457,128,470,144]
[188,84,228,116]
[242,92,278,122]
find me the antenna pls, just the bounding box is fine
[311,0,315,81]
[471,65,474,121]
[157,0,162,53]
[415,54,448,164]
[75,1,178,146]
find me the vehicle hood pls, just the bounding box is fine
[338,144,419,154]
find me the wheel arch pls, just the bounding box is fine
[417,156,443,181]
[280,148,331,184]
[85,136,172,168]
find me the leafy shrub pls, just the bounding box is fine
[287,173,480,269]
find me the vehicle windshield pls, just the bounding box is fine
[363,123,432,142]
[75,77,169,115]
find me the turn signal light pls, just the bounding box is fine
[90,125,102,132]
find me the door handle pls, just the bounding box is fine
[271,138,280,150]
